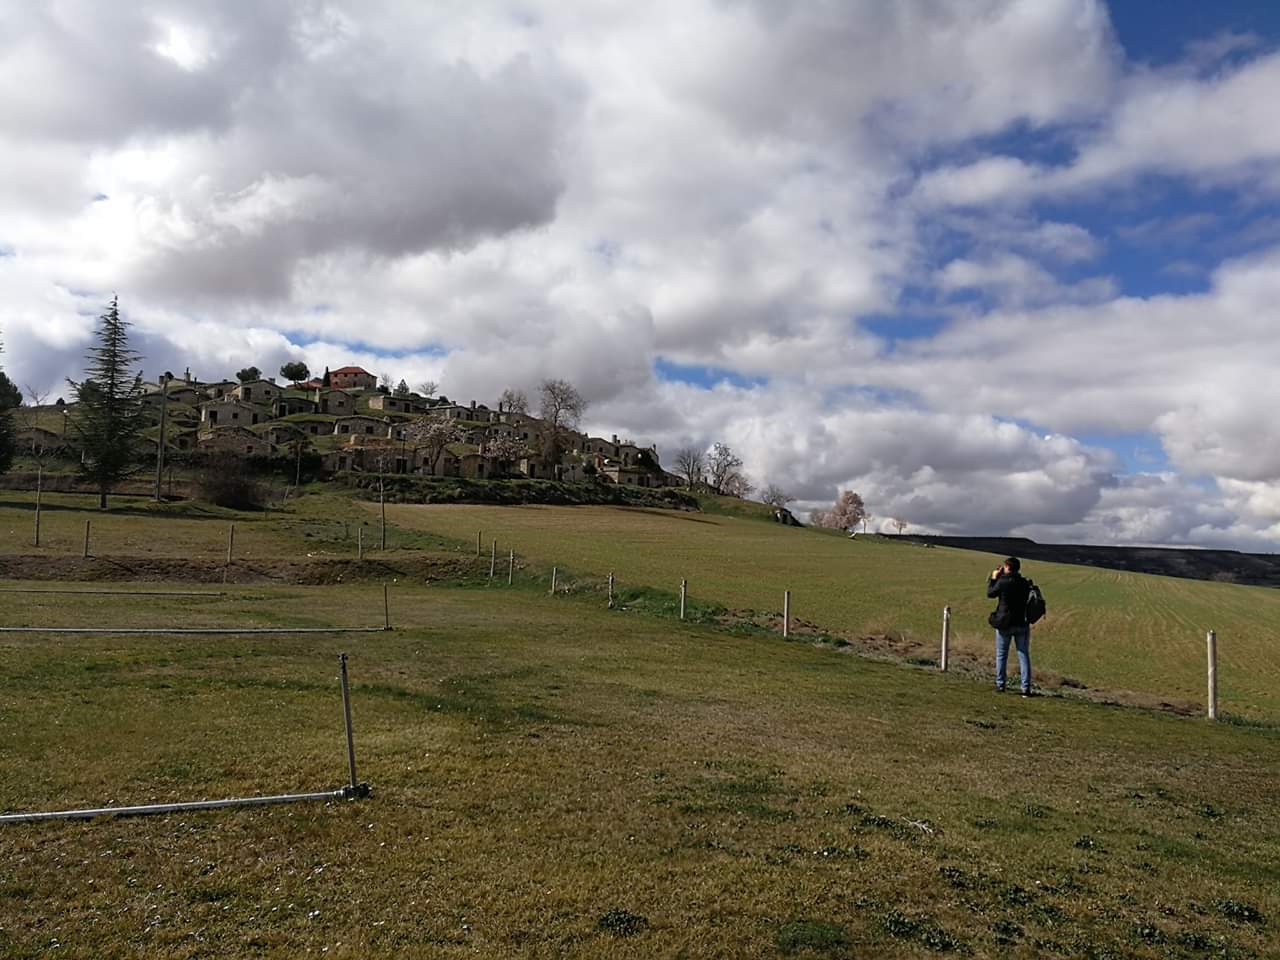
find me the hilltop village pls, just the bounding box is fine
[20,365,680,488]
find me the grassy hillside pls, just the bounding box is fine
[381,501,1280,719]
[1,583,1276,958]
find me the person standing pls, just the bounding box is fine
[987,557,1033,696]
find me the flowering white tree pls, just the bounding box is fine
[814,490,867,531]
[406,417,464,475]
[484,435,528,474]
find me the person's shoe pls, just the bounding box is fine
[994,686,1005,693]
[1020,689,1033,698]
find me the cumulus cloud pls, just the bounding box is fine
[1,1,1279,548]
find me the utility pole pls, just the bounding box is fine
[154,371,171,502]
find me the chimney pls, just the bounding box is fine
[611,434,618,445]
[471,400,476,411]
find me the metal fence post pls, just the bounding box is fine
[680,579,687,620]
[1207,629,1218,721]
[226,523,235,565]
[82,520,90,559]
[783,590,790,638]
[383,583,391,631]
[941,606,951,672]
[608,572,614,609]
[339,653,358,788]
[550,567,558,595]
[508,548,514,585]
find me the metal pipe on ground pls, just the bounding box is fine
[0,788,362,825]
[0,626,389,636]
[0,589,226,598]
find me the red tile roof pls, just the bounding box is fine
[331,366,372,375]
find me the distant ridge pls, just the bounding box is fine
[879,535,1280,588]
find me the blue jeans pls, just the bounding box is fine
[995,626,1031,692]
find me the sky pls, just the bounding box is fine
[2,0,1280,549]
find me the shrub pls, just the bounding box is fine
[195,450,265,509]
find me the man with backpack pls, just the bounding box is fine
[987,557,1045,697]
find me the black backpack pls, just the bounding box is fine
[1025,581,1046,625]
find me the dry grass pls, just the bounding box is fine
[1,582,1278,957]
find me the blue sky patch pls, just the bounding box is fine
[654,357,765,390]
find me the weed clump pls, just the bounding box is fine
[775,920,848,954]
[1215,899,1265,925]
[596,909,649,937]
[878,911,964,952]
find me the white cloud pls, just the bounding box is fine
[1,1,1279,549]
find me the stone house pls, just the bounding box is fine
[311,389,356,415]
[333,415,390,437]
[272,395,319,418]
[263,423,305,445]
[598,460,654,487]
[233,379,283,405]
[197,427,274,458]
[580,436,619,458]
[329,366,377,390]
[142,384,200,406]
[203,381,238,400]
[200,399,269,428]
[367,394,416,414]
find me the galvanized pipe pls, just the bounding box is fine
[0,626,388,635]
[340,653,358,788]
[0,588,226,598]
[0,787,356,824]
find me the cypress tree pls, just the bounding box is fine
[0,335,15,476]
[67,296,145,509]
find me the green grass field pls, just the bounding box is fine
[1,582,1277,958]
[380,502,1280,720]
[1,488,1278,956]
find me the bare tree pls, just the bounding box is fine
[705,442,743,494]
[379,372,394,392]
[762,484,794,509]
[499,387,529,414]
[813,490,866,531]
[417,380,439,397]
[538,379,586,467]
[892,518,908,535]
[19,387,56,545]
[673,447,704,489]
[405,417,464,476]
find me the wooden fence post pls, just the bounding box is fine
[357,526,364,561]
[489,540,496,579]
[1207,629,1218,721]
[476,530,482,558]
[226,523,235,565]
[82,520,90,559]
[941,606,951,672]
[383,583,391,631]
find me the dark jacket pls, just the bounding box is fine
[987,573,1031,630]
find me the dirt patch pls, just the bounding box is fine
[0,553,481,586]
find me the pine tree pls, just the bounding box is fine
[0,335,16,476]
[67,296,146,508]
